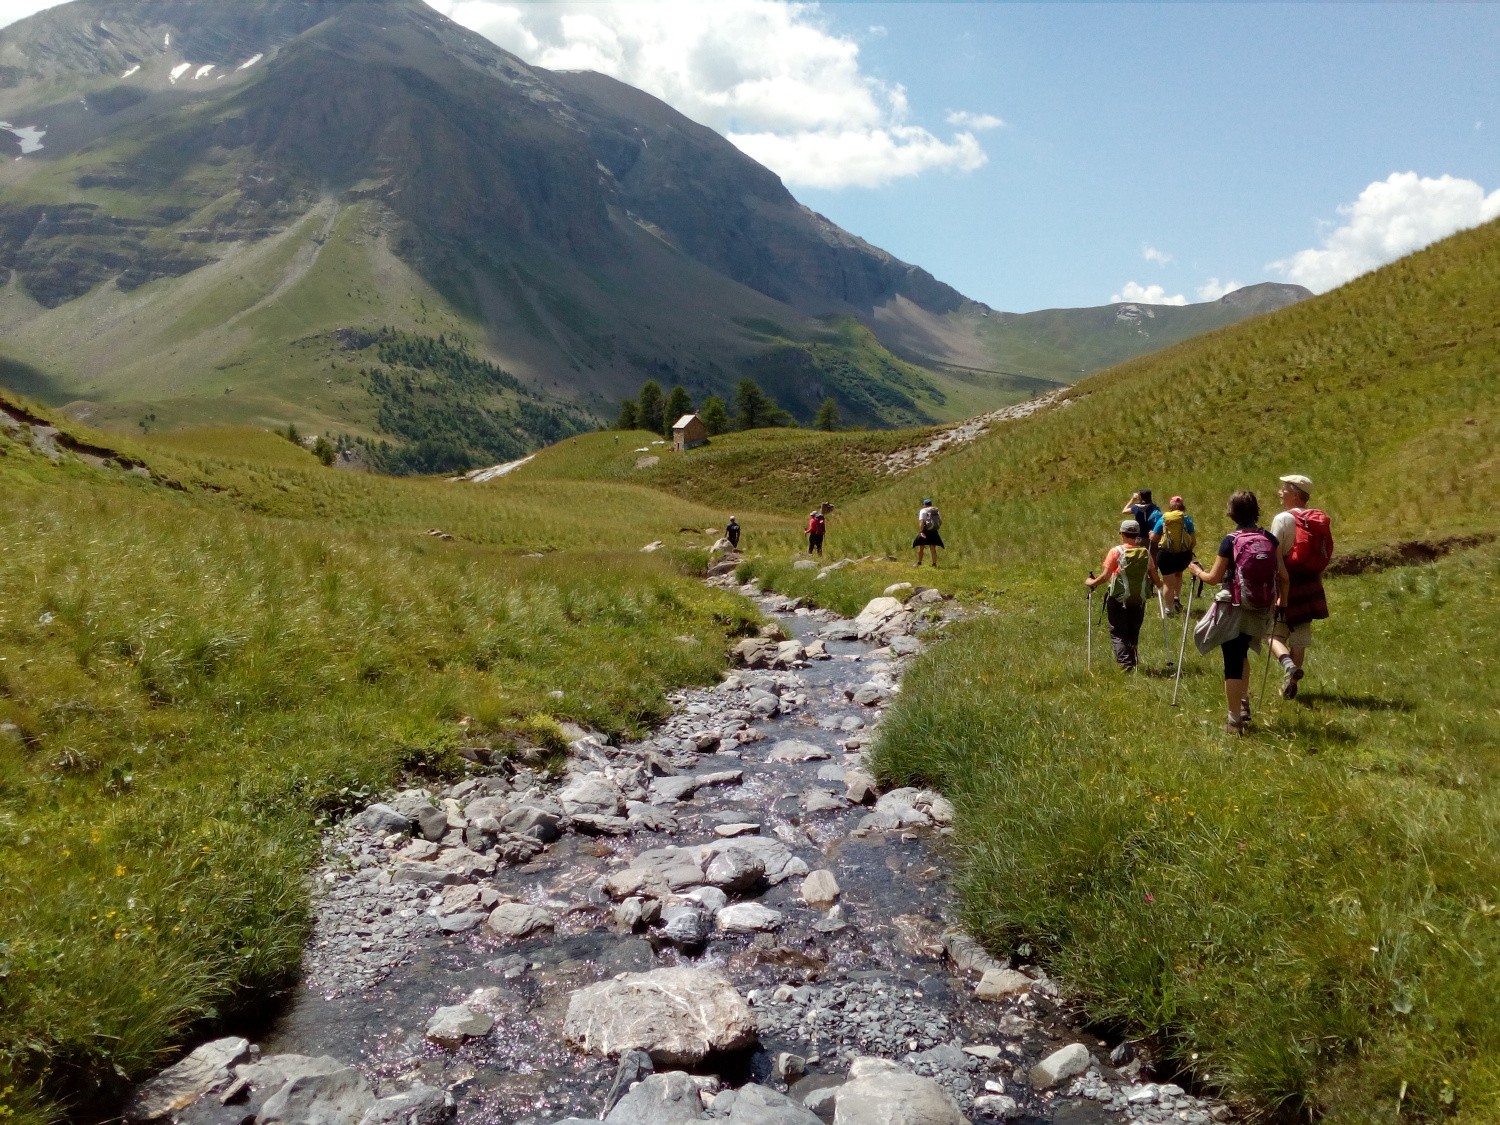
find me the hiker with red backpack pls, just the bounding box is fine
[1085,519,1164,672]
[805,509,826,556]
[1269,474,1333,699]
[1189,490,1290,735]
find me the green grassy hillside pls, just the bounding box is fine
[522,425,941,517]
[963,282,1311,383]
[744,217,1499,571]
[733,219,1500,1123]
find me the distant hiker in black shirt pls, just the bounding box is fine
[725,517,740,549]
[1123,489,1162,561]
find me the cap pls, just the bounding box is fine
[1279,474,1313,493]
[922,498,932,504]
[1120,519,1141,536]
[1169,495,1184,508]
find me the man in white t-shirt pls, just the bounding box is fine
[914,498,944,566]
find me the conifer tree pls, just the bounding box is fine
[664,385,693,433]
[637,381,665,436]
[616,399,639,430]
[734,378,771,430]
[700,395,730,435]
[815,398,840,431]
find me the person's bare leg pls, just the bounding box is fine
[1224,674,1248,713]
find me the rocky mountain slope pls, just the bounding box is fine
[0,0,1307,449]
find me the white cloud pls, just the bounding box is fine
[427,0,993,189]
[1268,172,1500,292]
[732,127,985,191]
[946,110,1004,131]
[1141,245,1173,265]
[1196,277,1241,301]
[1110,282,1187,306]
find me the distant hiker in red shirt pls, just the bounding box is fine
[806,509,826,556]
[1268,474,1333,699]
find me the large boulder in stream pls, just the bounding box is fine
[833,1058,967,1125]
[564,967,756,1065]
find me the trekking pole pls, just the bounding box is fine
[1155,586,1173,666]
[1086,574,1094,673]
[1171,576,1199,707]
[1259,610,1277,704]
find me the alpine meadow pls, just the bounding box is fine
[1,2,1497,1125]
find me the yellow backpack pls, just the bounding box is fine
[1159,509,1191,553]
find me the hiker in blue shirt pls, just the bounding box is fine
[1151,495,1196,614]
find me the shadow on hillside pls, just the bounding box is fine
[1296,691,1413,713]
[0,354,72,407]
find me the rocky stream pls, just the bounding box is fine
[123,570,1231,1125]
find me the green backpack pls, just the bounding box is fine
[1107,547,1153,605]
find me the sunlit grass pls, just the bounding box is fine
[873,543,1500,1123]
[0,451,756,1121]
[734,221,1500,1123]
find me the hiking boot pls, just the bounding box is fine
[1280,665,1305,700]
[1224,714,1246,736]
[1240,699,1252,725]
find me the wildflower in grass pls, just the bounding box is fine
[115,864,126,876]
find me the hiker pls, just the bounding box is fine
[1123,489,1162,560]
[1188,490,1289,734]
[914,497,943,566]
[1084,519,1164,671]
[805,509,826,556]
[1152,496,1196,613]
[1269,474,1332,699]
[726,516,741,549]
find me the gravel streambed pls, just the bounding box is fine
[124,573,1232,1125]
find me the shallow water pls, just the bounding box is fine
[230,592,1198,1125]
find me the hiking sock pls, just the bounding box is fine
[1278,653,1298,674]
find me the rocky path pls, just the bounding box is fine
[126,578,1229,1125]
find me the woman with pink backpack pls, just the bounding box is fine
[1188,490,1290,735]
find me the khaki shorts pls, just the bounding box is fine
[1272,619,1314,649]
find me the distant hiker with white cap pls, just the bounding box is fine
[726,516,740,549]
[914,498,943,566]
[1085,518,1163,671]
[1268,474,1333,699]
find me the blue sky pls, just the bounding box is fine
[4,0,1498,312]
[795,3,1500,311]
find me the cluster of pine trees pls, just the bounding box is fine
[615,378,841,435]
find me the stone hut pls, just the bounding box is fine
[672,413,707,452]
